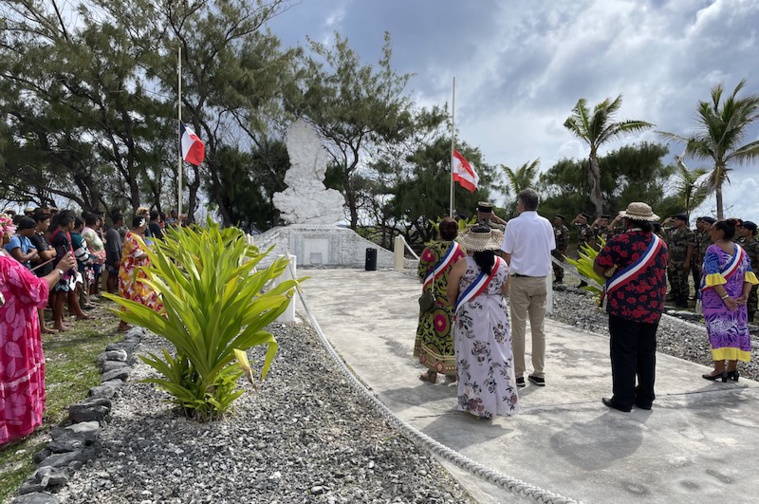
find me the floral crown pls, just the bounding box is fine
[0,213,16,240]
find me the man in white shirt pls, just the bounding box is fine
[501,188,555,387]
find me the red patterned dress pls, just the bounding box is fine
[117,232,162,312]
[1,254,49,445]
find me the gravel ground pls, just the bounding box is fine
[52,280,759,503]
[56,323,474,504]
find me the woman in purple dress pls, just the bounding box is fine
[700,219,758,382]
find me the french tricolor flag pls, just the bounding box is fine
[180,122,205,166]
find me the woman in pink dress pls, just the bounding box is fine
[1,215,76,446]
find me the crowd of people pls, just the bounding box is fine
[415,192,756,419]
[0,205,173,446]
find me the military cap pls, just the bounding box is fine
[743,221,757,232]
[673,213,688,221]
[581,212,591,220]
[601,214,612,220]
[701,216,716,224]
[555,214,566,222]
[477,201,493,213]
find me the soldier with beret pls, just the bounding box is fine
[571,212,594,287]
[476,201,507,231]
[590,214,614,249]
[552,214,569,284]
[691,217,714,297]
[740,220,759,322]
[663,213,696,308]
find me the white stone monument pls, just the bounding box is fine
[272,120,345,225]
[255,120,406,269]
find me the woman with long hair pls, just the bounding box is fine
[447,225,519,419]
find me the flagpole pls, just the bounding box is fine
[177,45,183,220]
[449,76,455,218]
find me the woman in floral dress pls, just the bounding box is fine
[117,215,162,331]
[414,217,465,383]
[700,219,758,382]
[1,214,76,445]
[447,225,519,419]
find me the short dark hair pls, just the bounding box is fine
[438,217,458,241]
[84,212,98,226]
[132,214,147,228]
[150,210,160,221]
[713,219,736,240]
[517,188,539,211]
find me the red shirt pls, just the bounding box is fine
[594,230,669,324]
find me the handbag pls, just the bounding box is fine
[418,290,436,312]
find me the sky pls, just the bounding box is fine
[268,0,759,219]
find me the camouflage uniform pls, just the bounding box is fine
[742,236,759,322]
[691,230,709,296]
[478,218,505,231]
[575,223,593,253]
[594,226,614,249]
[665,226,696,307]
[552,223,569,283]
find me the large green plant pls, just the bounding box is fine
[104,220,300,420]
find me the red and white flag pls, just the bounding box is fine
[452,150,479,193]
[180,122,205,166]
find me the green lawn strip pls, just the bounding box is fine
[0,303,121,503]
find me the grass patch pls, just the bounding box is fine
[0,301,122,503]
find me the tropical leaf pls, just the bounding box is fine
[103,217,301,420]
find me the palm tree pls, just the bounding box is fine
[564,95,653,216]
[672,155,709,219]
[498,159,539,215]
[660,80,759,219]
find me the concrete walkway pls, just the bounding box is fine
[296,268,759,504]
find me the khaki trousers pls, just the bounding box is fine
[509,275,547,378]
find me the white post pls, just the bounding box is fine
[275,254,297,323]
[393,235,405,271]
[449,76,456,218]
[177,44,183,220]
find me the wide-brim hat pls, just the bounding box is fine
[618,202,660,222]
[457,225,503,252]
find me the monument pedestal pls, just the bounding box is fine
[252,225,396,269]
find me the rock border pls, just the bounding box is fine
[10,327,146,504]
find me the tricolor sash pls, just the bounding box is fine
[700,244,744,292]
[454,256,504,312]
[601,234,663,309]
[423,242,463,291]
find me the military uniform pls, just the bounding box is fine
[691,229,709,295]
[665,225,696,307]
[576,223,593,252]
[742,222,759,322]
[594,225,614,248]
[552,222,569,283]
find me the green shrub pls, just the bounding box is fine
[565,239,606,300]
[104,220,301,420]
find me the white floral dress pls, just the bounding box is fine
[454,256,519,418]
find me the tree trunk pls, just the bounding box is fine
[589,152,603,216]
[716,185,724,220]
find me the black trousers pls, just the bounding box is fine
[608,314,658,409]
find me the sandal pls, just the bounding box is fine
[419,370,437,383]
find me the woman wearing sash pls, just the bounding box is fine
[447,225,519,419]
[415,217,465,383]
[700,219,758,382]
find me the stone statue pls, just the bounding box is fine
[273,120,345,225]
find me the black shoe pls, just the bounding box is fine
[528,375,545,387]
[634,401,652,410]
[726,370,740,382]
[516,377,526,388]
[602,397,631,412]
[702,371,728,382]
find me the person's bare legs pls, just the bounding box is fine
[53,291,69,331]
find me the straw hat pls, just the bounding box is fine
[457,225,503,252]
[617,202,660,222]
